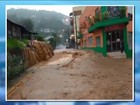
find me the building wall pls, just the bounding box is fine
[79,6,102,48]
[79,6,99,27]
[79,6,133,58]
[127,20,132,32]
[93,29,103,47]
[7,20,22,39]
[126,6,133,32]
[7,21,12,38]
[73,6,86,42]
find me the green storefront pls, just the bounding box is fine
[82,6,132,58]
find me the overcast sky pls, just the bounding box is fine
[6,5,75,16]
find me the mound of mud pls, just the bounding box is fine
[23,40,54,68]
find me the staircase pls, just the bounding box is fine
[107,51,126,58]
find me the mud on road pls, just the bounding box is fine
[7,50,132,100]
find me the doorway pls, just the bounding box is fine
[106,29,123,52]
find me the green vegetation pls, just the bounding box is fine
[93,14,101,23]
[88,16,94,26]
[102,11,110,21]
[20,18,34,31]
[7,39,29,80]
[120,7,126,17]
[20,39,29,45]
[7,39,26,49]
[36,35,44,41]
[7,8,69,33]
[7,53,24,79]
[35,32,45,41]
[47,32,60,49]
[7,8,70,81]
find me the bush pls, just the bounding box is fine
[7,54,24,79]
[7,39,26,50]
[120,7,126,17]
[103,11,110,21]
[21,39,29,45]
[88,16,94,26]
[36,35,44,41]
[93,14,101,23]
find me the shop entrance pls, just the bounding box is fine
[106,29,124,52]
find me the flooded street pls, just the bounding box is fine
[7,49,132,100]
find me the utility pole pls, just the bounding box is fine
[74,15,78,49]
[73,10,82,49]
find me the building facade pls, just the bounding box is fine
[78,6,132,58]
[7,19,37,40]
[69,6,86,48]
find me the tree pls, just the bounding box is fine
[20,18,34,31]
[7,8,69,33]
[48,32,60,49]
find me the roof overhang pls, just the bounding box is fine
[88,17,129,33]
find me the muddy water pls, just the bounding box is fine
[8,50,132,100]
[23,40,54,68]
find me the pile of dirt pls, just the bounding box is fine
[72,52,83,58]
[23,40,54,68]
[62,51,83,58]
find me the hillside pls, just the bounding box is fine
[7,8,70,34]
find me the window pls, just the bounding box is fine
[107,6,120,18]
[96,36,101,47]
[128,32,132,49]
[83,40,86,47]
[88,36,93,47]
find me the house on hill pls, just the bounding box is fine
[7,19,37,40]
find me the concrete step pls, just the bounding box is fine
[107,52,126,58]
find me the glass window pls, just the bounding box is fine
[128,32,132,49]
[88,36,93,47]
[96,36,101,47]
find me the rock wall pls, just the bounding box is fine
[22,40,54,68]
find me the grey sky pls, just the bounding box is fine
[6,5,75,16]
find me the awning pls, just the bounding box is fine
[88,17,129,33]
